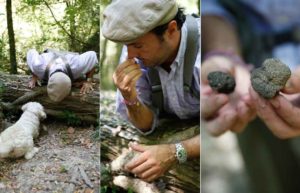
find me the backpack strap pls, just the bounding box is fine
[148,67,164,112]
[60,56,74,82]
[43,56,57,81]
[42,55,74,82]
[183,15,200,99]
[148,15,200,113]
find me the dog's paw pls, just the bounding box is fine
[25,147,39,160]
[0,144,12,159]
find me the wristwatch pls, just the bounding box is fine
[175,143,187,164]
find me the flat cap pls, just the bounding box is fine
[47,72,71,102]
[102,0,178,43]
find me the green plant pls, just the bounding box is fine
[90,126,100,141]
[59,165,68,173]
[62,110,81,125]
[127,187,134,193]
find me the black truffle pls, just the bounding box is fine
[251,58,291,99]
[207,71,236,94]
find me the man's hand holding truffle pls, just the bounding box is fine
[201,55,256,136]
[250,65,300,139]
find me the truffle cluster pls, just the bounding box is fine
[251,58,291,99]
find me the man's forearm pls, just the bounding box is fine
[126,101,154,132]
[86,67,96,80]
[202,15,241,56]
[182,135,200,159]
[32,73,38,80]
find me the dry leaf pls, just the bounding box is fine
[67,127,75,134]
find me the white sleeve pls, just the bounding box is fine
[69,51,98,79]
[26,49,45,79]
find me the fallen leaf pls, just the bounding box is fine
[67,127,75,134]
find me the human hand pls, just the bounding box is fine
[125,142,176,182]
[80,81,95,94]
[201,55,256,136]
[282,67,300,94]
[249,69,300,139]
[112,59,142,101]
[28,76,38,89]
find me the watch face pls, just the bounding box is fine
[179,150,184,158]
[176,143,187,163]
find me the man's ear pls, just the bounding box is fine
[166,20,178,36]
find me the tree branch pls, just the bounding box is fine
[42,0,89,46]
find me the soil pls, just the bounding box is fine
[0,120,100,193]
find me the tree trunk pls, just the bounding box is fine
[6,0,18,74]
[99,38,108,70]
[66,1,77,51]
[197,0,201,15]
[0,73,99,124]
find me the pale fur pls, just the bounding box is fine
[0,102,46,159]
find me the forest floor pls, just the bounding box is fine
[0,120,100,193]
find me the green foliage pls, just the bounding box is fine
[0,81,6,96]
[0,0,99,74]
[101,186,108,193]
[100,185,118,193]
[61,110,81,126]
[22,0,43,6]
[0,36,10,73]
[90,125,100,141]
[59,165,68,173]
[100,163,112,186]
[127,188,134,193]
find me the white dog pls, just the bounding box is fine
[0,102,46,159]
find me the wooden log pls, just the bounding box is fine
[0,73,99,124]
[101,117,200,193]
